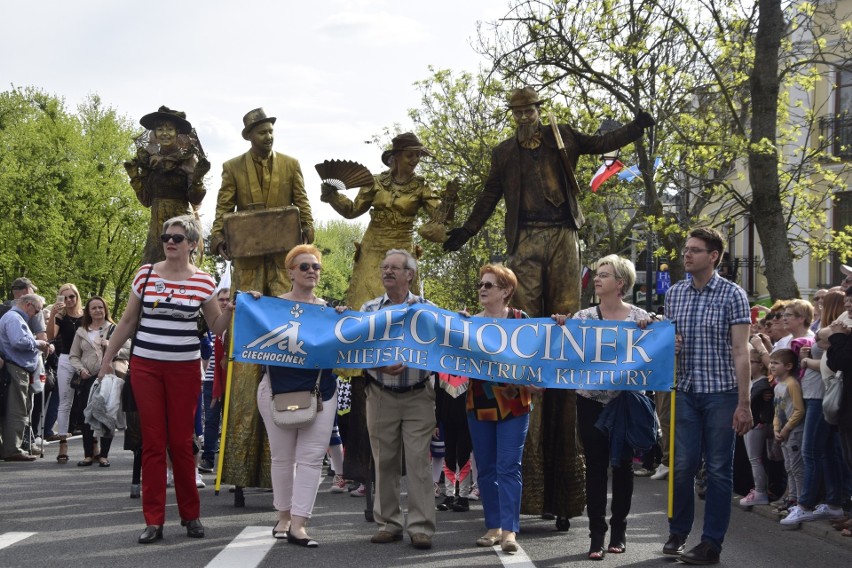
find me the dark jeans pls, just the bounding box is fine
[799,398,843,508]
[201,381,221,463]
[577,395,633,544]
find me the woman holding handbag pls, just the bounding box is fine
[247,244,344,548]
[68,297,128,466]
[99,214,233,544]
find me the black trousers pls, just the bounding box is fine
[577,395,634,543]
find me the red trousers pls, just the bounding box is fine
[132,356,201,525]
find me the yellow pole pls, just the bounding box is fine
[214,307,237,495]
[667,359,677,519]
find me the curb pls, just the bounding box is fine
[733,496,852,550]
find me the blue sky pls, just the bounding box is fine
[2,0,509,225]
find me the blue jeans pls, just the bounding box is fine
[670,390,738,552]
[799,399,843,508]
[467,412,529,533]
[201,381,221,463]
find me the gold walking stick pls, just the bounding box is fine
[214,307,237,495]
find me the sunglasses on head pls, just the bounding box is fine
[296,263,322,272]
[477,281,502,290]
[160,233,187,244]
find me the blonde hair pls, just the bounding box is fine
[596,255,636,297]
[57,283,81,317]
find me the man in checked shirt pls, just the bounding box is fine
[362,249,436,551]
[661,227,753,565]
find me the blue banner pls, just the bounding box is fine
[232,294,675,391]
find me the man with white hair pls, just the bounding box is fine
[0,294,50,461]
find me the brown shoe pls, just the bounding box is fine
[411,533,432,550]
[370,531,403,544]
[3,453,36,462]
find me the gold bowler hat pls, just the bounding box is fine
[139,106,192,134]
[380,132,433,166]
[242,108,277,140]
[507,87,543,108]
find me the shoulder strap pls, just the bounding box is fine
[128,265,155,360]
[595,305,603,320]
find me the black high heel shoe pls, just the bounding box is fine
[181,518,205,538]
[286,531,318,548]
[272,522,288,539]
[588,535,605,560]
[608,526,626,553]
[138,525,163,544]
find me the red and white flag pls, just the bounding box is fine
[590,160,625,192]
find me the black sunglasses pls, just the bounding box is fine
[160,233,187,244]
[296,263,322,272]
[477,281,502,290]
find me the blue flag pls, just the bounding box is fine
[231,294,675,391]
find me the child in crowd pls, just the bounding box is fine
[739,345,775,507]
[771,349,806,526]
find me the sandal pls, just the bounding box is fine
[831,517,852,530]
[99,458,111,467]
[588,546,605,560]
[57,441,68,464]
[77,458,94,467]
[842,528,851,537]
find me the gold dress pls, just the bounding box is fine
[323,170,441,482]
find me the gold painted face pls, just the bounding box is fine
[511,104,540,125]
[249,122,274,155]
[155,122,178,148]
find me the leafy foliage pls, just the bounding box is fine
[0,87,146,314]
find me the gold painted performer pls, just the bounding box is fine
[210,108,314,502]
[125,106,209,264]
[444,87,655,530]
[320,132,444,487]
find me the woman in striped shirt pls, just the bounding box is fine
[99,215,233,544]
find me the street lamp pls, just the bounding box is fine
[597,117,654,312]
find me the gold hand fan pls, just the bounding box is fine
[315,160,374,190]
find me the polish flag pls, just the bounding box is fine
[590,160,625,192]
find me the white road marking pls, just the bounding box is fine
[205,526,276,568]
[0,533,36,550]
[492,543,536,568]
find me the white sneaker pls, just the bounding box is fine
[166,469,174,487]
[195,471,206,488]
[633,467,654,477]
[330,474,347,493]
[780,505,814,525]
[468,484,480,501]
[812,503,845,520]
[350,483,366,497]
[739,489,769,507]
[650,464,669,480]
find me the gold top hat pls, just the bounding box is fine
[140,106,192,134]
[507,87,543,108]
[242,108,277,140]
[380,132,433,166]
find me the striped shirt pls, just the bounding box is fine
[665,271,750,393]
[132,264,216,362]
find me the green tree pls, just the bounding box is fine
[0,87,146,313]
[313,219,363,304]
[473,0,852,300]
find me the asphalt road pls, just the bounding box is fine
[0,433,849,567]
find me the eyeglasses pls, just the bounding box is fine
[296,263,322,272]
[160,233,187,244]
[477,281,503,290]
[380,265,407,272]
[594,272,613,279]
[681,247,710,255]
[64,294,76,300]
